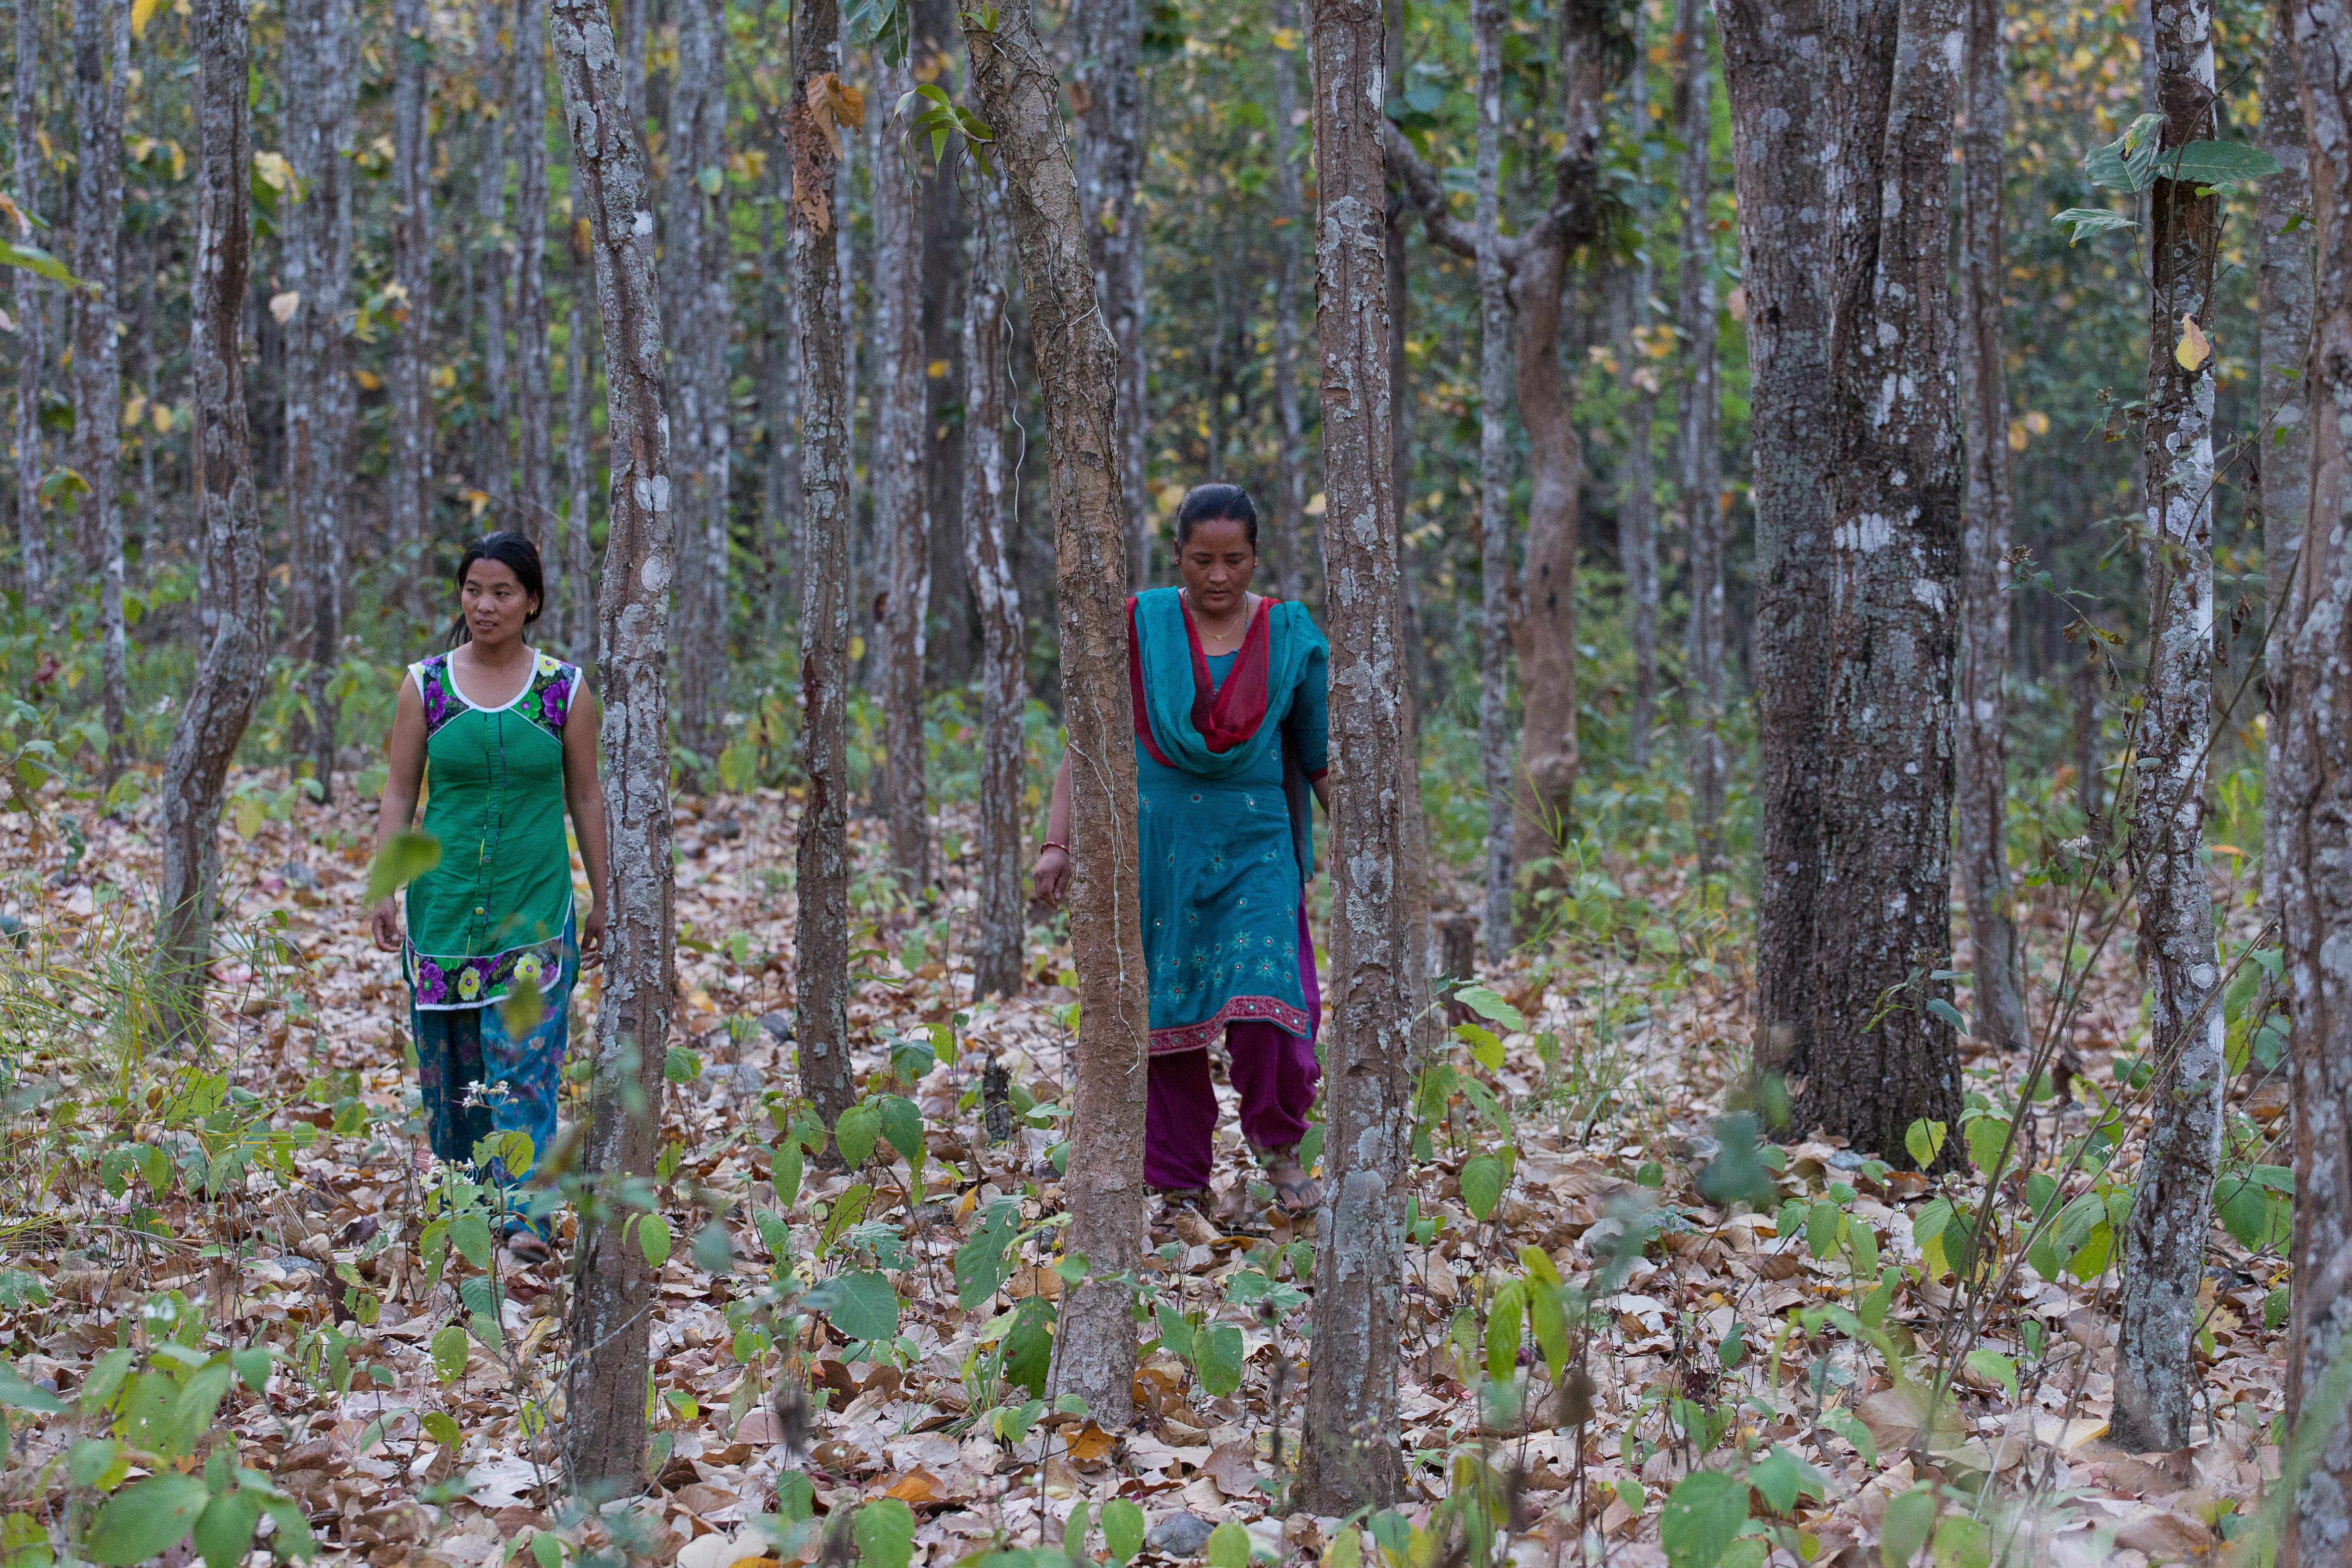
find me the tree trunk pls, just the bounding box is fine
[1074,0,1148,591]
[666,0,728,771]
[2111,0,2227,1455]
[2278,7,2352,1555]
[474,0,512,520]
[1271,0,1310,604]
[791,0,859,1134]
[14,0,47,605]
[1674,0,1725,877]
[157,0,265,1046]
[1720,0,1965,1163]
[915,1,969,691]
[962,0,1147,1428]
[392,0,435,572]
[962,172,1023,1003]
[875,58,932,890]
[514,0,553,539]
[1472,0,1515,963]
[2260,4,2314,924]
[72,0,127,783]
[1955,0,2027,1055]
[550,0,675,1493]
[1618,65,1660,773]
[565,220,600,670]
[1295,0,1409,1514]
[761,145,800,640]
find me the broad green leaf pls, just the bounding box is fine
[1806,1199,1841,1261]
[500,976,546,1037]
[774,1140,806,1212]
[430,1325,470,1383]
[1880,1485,1936,1568]
[1460,1154,1507,1222]
[1453,984,1526,1031]
[422,1410,462,1449]
[2216,1174,2291,1252]
[816,1184,873,1256]
[1485,1281,1526,1382]
[165,1364,232,1458]
[2169,139,2283,186]
[1924,998,1968,1033]
[806,1270,900,1343]
[1747,1447,1825,1515]
[363,829,442,904]
[1932,1513,1990,1568]
[1904,1119,1947,1169]
[85,1474,210,1566]
[229,1348,272,1395]
[2085,111,2165,191]
[835,1102,882,1167]
[191,1490,262,1568]
[0,1365,65,1414]
[852,1497,915,1568]
[1000,1296,1054,1398]
[1698,1113,1777,1207]
[1195,1322,1245,1398]
[696,165,724,196]
[877,1096,924,1164]
[67,1437,118,1487]
[639,1213,674,1269]
[1101,1499,1146,1565]
[1963,1115,2009,1176]
[1659,1470,1750,1568]
[954,1198,1023,1311]
[450,1213,494,1270]
[1964,1348,2018,1404]
[0,243,91,287]
[1205,1521,1252,1568]
[1456,1022,1506,1071]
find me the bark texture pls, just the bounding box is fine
[1074,0,1149,590]
[2262,8,2314,921]
[1272,0,1310,604]
[13,0,46,604]
[668,0,731,769]
[1956,0,2027,1054]
[565,222,600,671]
[514,0,554,537]
[1618,71,1661,773]
[550,0,675,1492]
[2112,0,2227,1455]
[1295,0,1410,1514]
[1673,0,1725,876]
[156,0,266,1045]
[963,0,1148,1429]
[791,0,859,1133]
[391,0,435,569]
[1720,0,1965,1161]
[962,174,1024,1003]
[473,0,512,519]
[72,0,128,780]
[1472,0,1515,963]
[876,62,933,891]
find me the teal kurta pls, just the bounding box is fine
[1128,588,1329,1054]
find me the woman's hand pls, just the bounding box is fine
[370,897,403,953]
[580,903,607,968]
[1032,846,1072,910]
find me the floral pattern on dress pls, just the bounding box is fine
[409,931,570,1011]
[412,650,579,742]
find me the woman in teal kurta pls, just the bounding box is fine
[1035,485,1330,1214]
[369,533,608,1258]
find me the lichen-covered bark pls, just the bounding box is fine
[962,175,1024,1003]
[1672,0,1726,877]
[1956,0,2027,1056]
[1295,0,1409,1513]
[2261,11,2314,922]
[13,0,47,604]
[549,0,675,1490]
[2113,0,2226,1455]
[1472,0,1515,962]
[1617,62,1661,775]
[1722,0,1965,1163]
[514,0,554,538]
[72,0,128,782]
[1074,0,1149,590]
[473,0,512,519]
[1272,0,1310,605]
[791,0,859,1134]
[964,0,1148,1428]
[876,60,933,892]
[390,0,434,568]
[157,0,266,1047]
[564,223,601,672]
[760,145,800,640]
[2273,11,2352,1558]
[667,0,730,769]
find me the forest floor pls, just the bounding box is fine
[0,771,2299,1568]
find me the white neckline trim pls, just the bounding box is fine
[444,648,541,714]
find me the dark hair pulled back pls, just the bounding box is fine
[449,531,546,646]
[1174,483,1259,551]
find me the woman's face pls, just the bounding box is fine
[460,558,538,648]
[1178,517,1257,616]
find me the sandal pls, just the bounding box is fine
[1256,1147,1321,1216]
[499,1217,554,1267]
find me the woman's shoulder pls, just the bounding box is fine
[527,650,585,736]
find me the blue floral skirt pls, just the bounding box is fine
[409,923,575,1212]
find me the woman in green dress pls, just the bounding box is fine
[370,533,608,1258]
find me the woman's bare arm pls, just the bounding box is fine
[562,684,611,965]
[1032,751,1075,907]
[368,677,431,950]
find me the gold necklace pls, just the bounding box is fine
[1188,591,1249,650]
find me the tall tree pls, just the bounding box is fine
[1296,0,1410,1513]
[2111,0,2227,1455]
[760,141,799,639]
[549,0,675,1491]
[2259,3,2313,920]
[72,0,128,781]
[1673,0,1725,875]
[157,0,266,1044]
[1720,0,1964,1161]
[961,172,1023,1002]
[962,0,1147,1428]
[514,0,553,537]
[473,0,512,518]
[1074,0,1148,590]
[875,58,932,890]
[1618,78,1661,771]
[667,0,730,770]
[1955,0,2027,1054]
[391,0,435,571]
[1471,0,1514,962]
[791,0,859,1133]
[914,0,969,689]
[564,217,599,671]
[1270,0,1309,604]
[2277,4,2352,1551]
[13,0,47,604]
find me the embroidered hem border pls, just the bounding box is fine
[1148,994,1314,1056]
[407,932,571,1011]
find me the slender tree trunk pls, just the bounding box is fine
[514,0,553,538]
[1472,0,1515,963]
[392,0,435,573]
[14,0,47,604]
[1955,0,2027,1055]
[564,278,599,671]
[761,144,800,639]
[1296,0,1408,1514]
[1721,0,1965,1163]
[963,0,1147,1428]
[474,0,511,520]
[665,0,726,769]
[915,1,969,691]
[962,173,1023,1002]
[791,0,859,1133]
[620,0,646,138]
[2260,8,2313,922]
[73,0,127,783]
[156,0,265,1046]
[2278,8,2352,1555]
[1272,0,1309,604]
[1673,0,1724,874]
[550,0,675,1492]
[875,59,932,889]
[1618,60,1660,773]
[1074,0,1148,590]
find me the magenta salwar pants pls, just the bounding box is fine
[1143,904,1323,1191]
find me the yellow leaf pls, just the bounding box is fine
[121,393,146,428]
[465,489,490,518]
[1270,25,1299,48]
[154,402,175,433]
[130,0,160,39]
[2176,314,2211,372]
[432,364,457,391]
[926,359,950,379]
[1304,492,1327,517]
[829,78,865,129]
[354,368,383,391]
[167,140,185,180]
[2007,421,2030,452]
[2025,410,2051,435]
[269,290,300,325]
[252,150,293,192]
[848,634,866,662]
